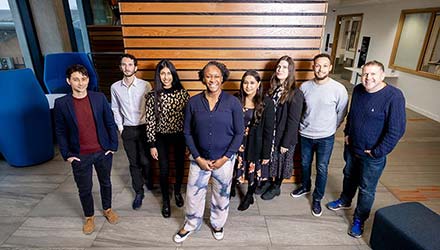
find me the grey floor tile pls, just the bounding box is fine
[257,193,314,216]
[0,193,44,217]
[92,217,181,247]
[0,160,70,176]
[268,246,362,250]
[87,248,173,250]
[0,248,85,250]
[112,188,186,218]
[0,175,67,194]
[266,215,364,246]
[3,217,106,248]
[357,244,372,250]
[180,216,270,247]
[0,217,27,245]
[179,247,267,250]
[28,192,118,218]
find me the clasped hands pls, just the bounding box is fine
[195,156,229,171]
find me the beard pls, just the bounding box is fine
[314,72,329,81]
[123,70,136,77]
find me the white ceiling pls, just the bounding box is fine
[328,0,403,8]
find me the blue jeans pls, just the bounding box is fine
[71,151,113,217]
[340,146,386,222]
[300,135,335,201]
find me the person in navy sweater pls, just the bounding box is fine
[326,60,406,238]
[54,64,119,235]
[173,61,244,243]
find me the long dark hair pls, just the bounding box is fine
[268,55,296,104]
[152,59,183,120]
[239,70,264,125]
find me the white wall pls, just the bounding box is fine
[323,0,440,122]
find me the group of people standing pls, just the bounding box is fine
[54,52,406,242]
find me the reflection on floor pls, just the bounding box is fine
[0,77,438,249]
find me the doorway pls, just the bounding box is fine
[330,14,363,81]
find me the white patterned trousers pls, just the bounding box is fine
[183,155,236,232]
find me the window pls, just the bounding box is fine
[390,8,440,80]
[0,0,24,70]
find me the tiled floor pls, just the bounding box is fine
[0,78,439,249]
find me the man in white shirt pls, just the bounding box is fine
[111,54,152,210]
[290,53,348,217]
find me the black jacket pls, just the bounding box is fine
[274,89,304,149]
[245,95,276,162]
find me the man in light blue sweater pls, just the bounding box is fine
[290,53,348,217]
[326,60,406,238]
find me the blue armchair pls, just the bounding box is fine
[43,52,99,93]
[0,69,54,167]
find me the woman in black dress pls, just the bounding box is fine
[234,70,275,210]
[259,56,304,200]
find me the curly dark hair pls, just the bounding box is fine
[198,61,230,83]
[65,64,89,79]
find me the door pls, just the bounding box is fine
[330,14,363,80]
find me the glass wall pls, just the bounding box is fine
[0,0,24,70]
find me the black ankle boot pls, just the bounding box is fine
[162,200,171,218]
[175,193,184,208]
[261,184,281,200]
[238,193,254,211]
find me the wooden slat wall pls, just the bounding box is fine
[119,0,328,183]
[87,25,124,98]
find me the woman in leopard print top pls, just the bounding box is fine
[145,59,189,218]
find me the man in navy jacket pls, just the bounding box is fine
[326,60,406,238]
[54,64,119,235]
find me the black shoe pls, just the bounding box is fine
[145,182,154,191]
[161,200,171,218]
[175,193,184,208]
[311,200,322,217]
[255,181,271,195]
[132,193,144,210]
[261,184,281,200]
[230,187,236,198]
[238,193,254,211]
[290,186,310,198]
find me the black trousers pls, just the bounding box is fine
[155,132,186,201]
[72,151,112,217]
[121,125,151,195]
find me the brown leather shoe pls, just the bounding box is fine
[103,208,119,224]
[83,216,95,235]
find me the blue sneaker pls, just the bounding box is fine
[326,199,351,211]
[132,193,144,210]
[348,218,364,238]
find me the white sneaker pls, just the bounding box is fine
[212,227,224,240]
[173,229,192,243]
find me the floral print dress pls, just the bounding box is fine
[235,108,267,186]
